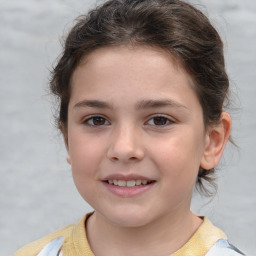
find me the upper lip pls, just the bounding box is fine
[103,174,154,181]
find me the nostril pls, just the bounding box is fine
[110,156,119,161]
[106,140,145,162]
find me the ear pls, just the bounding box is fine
[61,125,71,165]
[200,112,231,170]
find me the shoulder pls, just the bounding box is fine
[173,217,247,256]
[14,224,74,256]
[205,239,246,256]
[14,213,93,256]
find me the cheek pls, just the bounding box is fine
[152,131,203,181]
[68,132,104,181]
[69,137,103,202]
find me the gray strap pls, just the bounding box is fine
[36,237,64,256]
[205,239,245,256]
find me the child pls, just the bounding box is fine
[14,0,246,255]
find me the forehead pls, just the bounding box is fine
[71,45,194,92]
[68,45,203,120]
[79,45,180,69]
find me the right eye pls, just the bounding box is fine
[83,116,110,126]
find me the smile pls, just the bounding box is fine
[107,179,153,187]
[102,177,156,197]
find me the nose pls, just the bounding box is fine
[106,124,145,163]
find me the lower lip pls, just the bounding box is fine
[102,182,155,197]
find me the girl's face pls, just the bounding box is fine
[66,46,210,227]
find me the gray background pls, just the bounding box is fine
[0,0,255,255]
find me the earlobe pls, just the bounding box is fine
[60,125,71,165]
[67,154,71,164]
[64,138,72,165]
[200,112,231,170]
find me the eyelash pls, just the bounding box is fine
[146,115,174,126]
[82,115,174,127]
[83,115,110,126]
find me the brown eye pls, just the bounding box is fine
[93,117,105,125]
[147,116,172,126]
[85,116,110,126]
[153,116,168,125]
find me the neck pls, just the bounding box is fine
[86,210,202,256]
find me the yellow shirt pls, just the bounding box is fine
[14,213,227,256]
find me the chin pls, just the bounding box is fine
[101,206,152,228]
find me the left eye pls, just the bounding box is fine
[84,116,110,126]
[147,116,172,126]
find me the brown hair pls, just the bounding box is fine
[50,0,230,196]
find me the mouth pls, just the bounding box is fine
[105,179,155,187]
[103,177,156,198]
[102,175,156,197]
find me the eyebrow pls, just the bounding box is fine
[73,100,113,109]
[135,99,188,110]
[73,99,188,111]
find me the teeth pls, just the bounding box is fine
[127,180,136,187]
[135,180,141,185]
[107,179,151,187]
[117,180,126,187]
